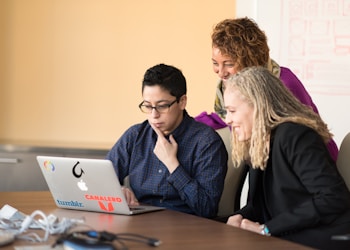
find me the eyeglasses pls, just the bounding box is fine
[138,99,178,114]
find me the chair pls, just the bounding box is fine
[216,127,247,217]
[332,132,350,244]
[337,132,350,191]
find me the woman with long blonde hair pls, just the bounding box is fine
[224,66,350,249]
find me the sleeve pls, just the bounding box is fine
[280,67,339,161]
[279,67,319,113]
[105,126,137,184]
[266,125,350,235]
[232,167,263,222]
[167,132,228,218]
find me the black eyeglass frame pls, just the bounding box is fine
[138,98,179,114]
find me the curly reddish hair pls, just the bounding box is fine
[212,17,270,70]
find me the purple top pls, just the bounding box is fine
[280,67,338,161]
[280,67,318,113]
[194,111,228,130]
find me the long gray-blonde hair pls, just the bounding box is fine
[225,66,333,170]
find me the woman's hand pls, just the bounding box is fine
[227,214,243,227]
[150,123,179,173]
[240,219,263,234]
[227,215,265,235]
[122,186,139,206]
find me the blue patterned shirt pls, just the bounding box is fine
[106,111,228,218]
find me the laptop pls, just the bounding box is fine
[36,156,165,215]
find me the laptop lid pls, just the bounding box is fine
[36,156,164,215]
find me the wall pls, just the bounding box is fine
[0,1,8,136]
[0,0,236,149]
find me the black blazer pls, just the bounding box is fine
[237,123,350,237]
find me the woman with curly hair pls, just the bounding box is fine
[211,17,338,161]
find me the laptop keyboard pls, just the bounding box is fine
[129,206,145,211]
